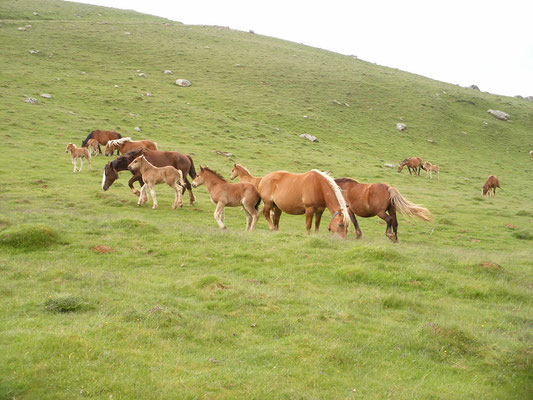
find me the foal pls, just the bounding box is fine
[192,166,261,231]
[128,155,184,209]
[482,175,501,197]
[229,163,262,189]
[87,139,99,156]
[423,161,440,181]
[65,143,91,172]
[398,157,424,175]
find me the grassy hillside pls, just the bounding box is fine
[1,0,532,399]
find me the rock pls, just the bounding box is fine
[300,133,318,142]
[24,97,37,104]
[526,96,533,102]
[514,95,523,99]
[40,93,51,98]
[138,73,146,77]
[29,50,39,54]
[25,24,32,29]
[214,150,233,157]
[427,139,435,143]
[344,103,350,107]
[18,27,26,31]
[134,127,141,132]
[164,70,172,74]
[81,71,86,74]
[249,29,255,34]
[33,12,40,16]
[332,99,341,105]
[175,79,191,87]
[114,85,119,88]
[487,109,510,121]
[124,32,131,35]
[303,115,308,119]
[469,85,480,91]
[396,123,407,131]
[384,163,396,168]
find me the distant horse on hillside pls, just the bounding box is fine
[335,178,432,242]
[258,170,350,238]
[102,148,197,205]
[128,155,184,209]
[81,130,122,155]
[229,163,262,189]
[192,166,261,231]
[104,137,157,156]
[482,175,501,197]
[398,157,424,175]
[65,143,91,172]
[423,161,440,181]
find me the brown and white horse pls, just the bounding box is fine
[82,130,122,155]
[192,166,261,231]
[65,143,91,172]
[335,178,432,242]
[258,169,350,238]
[398,157,424,175]
[482,175,501,197]
[229,163,262,189]
[423,161,440,181]
[104,137,158,156]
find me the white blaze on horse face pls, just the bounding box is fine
[102,170,107,190]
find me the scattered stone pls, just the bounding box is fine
[462,131,467,135]
[214,150,233,157]
[483,121,488,125]
[250,323,257,328]
[208,357,219,364]
[29,50,39,54]
[24,97,37,103]
[396,123,407,131]
[299,133,318,142]
[134,127,141,132]
[332,99,341,105]
[469,85,480,91]
[129,112,136,117]
[204,46,210,49]
[384,163,396,168]
[344,102,350,107]
[18,27,26,31]
[235,64,243,67]
[142,92,152,97]
[81,71,86,75]
[487,109,510,121]
[40,93,51,99]
[249,29,255,34]
[114,85,119,88]
[303,115,308,119]
[526,96,533,101]
[33,12,40,16]
[124,32,131,35]
[138,73,146,77]
[136,69,141,72]
[514,95,523,99]
[427,139,435,143]
[164,69,172,74]
[25,24,32,29]
[175,79,191,87]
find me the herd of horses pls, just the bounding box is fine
[66,129,507,241]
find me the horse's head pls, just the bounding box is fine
[104,142,115,156]
[229,164,238,180]
[65,143,74,153]
[397,163,404,173]
[482,184,488,196]
[102,162,119,191]
[191,166,206,188]
[127,156,144,172]
[328,210,348,239]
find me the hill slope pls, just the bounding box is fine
[1,1,532,399]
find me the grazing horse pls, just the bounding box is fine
[482,175,501,197]
[104,137,158,156]
[258,170,350,238]
[65,143,91,172]
[102,148,197,205]
[192,166,261,231]
[87,139,99,156]
[398,157,424,175]
[423,161,440,181]
[229,163,262,189]
[81,130,122,154]
[128,156,184,209]
[335,178,432,242]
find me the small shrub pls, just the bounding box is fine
[45,294,87,313]
[516,210,532,217]
[438,218,455,226]
[0,224,59,251]
[382,294,420,310]
[512,231,533,241]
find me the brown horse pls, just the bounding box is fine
[104,137,158,156]
[65,143,91,172]
[192,166,261,231]
[335,178,432,242]
[229,163,262,189]
[258,170,350,238]
[128,156,184,209]
[482,175,501,196]
[102,148,197,205]
[87,139,99,157]
[82,130,122,154]
[398,157,424,175]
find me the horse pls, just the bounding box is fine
[128,156,184,209]
[530,150,533,160]
[81,130,122,154]
[65,143,91,172]
[229,163,262,189]
[482,175,500,197]
[192,166,260,231]
[87,139,99,156]
[335,178,432,242]
[423,161,440,181]
[398,157,424,175]
[102,148,197,205]
[258,169,350,238]
[104,137,158,156]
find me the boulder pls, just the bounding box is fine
[487,109,510,121]
[384,163,396,168]
[164,70,172,74]
[134,127,141,132]
[40,93,51,98]
[24,97,37,103]
[138,73,146,77]
[175,79,191,87]
[300,133,318,142]
[396,123,407,131]
[469,85,480,91]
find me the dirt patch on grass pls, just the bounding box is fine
[92,245,115,254]
[480,262,502,271]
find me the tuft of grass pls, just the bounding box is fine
[0,224,59,251]
[421,323,480,356]
[44,294,88,313]
[516,210,532,217]
[512,231,533,240]
[381,294,421,310]
[112,218,159,233]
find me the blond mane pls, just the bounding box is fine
[108,137,132,146]
[235,163,252,175]
[311,169,350,226]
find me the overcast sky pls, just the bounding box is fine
[71,0,533,98]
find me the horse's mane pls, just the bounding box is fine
[235,163,252,175]
[108,137,132,146]
[311,169,350,226]
[110,148,145,169]
[202,167,227,182]
[334,177,359,184]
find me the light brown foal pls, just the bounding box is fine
[398,157,424,175]
[65,143,91,172]
[482,175,501,197]
[229,163,262,189]
[128,155,184,209]
[192,166,260,231]
[423,161,440,181]
[87,138,99,156]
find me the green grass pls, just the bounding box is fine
[0,0,532,399]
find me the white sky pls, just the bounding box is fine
[71,0,533,98]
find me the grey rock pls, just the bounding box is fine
[300,133,318,142]
[24,97,37,103]
[175,79,191,87]
[469,85,480,90]
[396,123,407,131]
[487,109,510,121]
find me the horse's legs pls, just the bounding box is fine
[71,157,77,172]
[184,178,196,206]
[349,209,363,239]
[389,207,399,242]
[149,184,158,209]
[436,170,440,181]
[170,183,181,209]
[214,202,226,229]
[242,206,252,232]
[262,202,276,231]
[314,210,324,233]
[243,200,259,232]
[272,206,282,230]
[97,144,102,154]
[79,157,84,172]
[129,175,142,196]
[87,156,91,170]
[138,184,148,206]
[305,207,315,235]
[378,211,396,242]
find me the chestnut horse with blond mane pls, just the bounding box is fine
[229,163,262,189]
[81,130,122,155]
[335,178,432,242]
[258,169,350,238]
[105,137,158,156]
[398,157,424,175]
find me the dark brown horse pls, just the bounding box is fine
[258,169,350,238]
[82,130,122,155]
[335,178,432,242]
[102,148,197,205]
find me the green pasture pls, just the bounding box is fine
[0,0,532,398]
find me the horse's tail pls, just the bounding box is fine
[81,131,94,147]
[154,142,158,150]
[187,155,197,179]
[388,187,432,221]
[254,195,262,210]
[117,132,122,139]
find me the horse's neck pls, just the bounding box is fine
[320,178,342,213]
[238,167,253,178]
[203,172,225,190]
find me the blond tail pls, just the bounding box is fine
[388,187,432,221]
